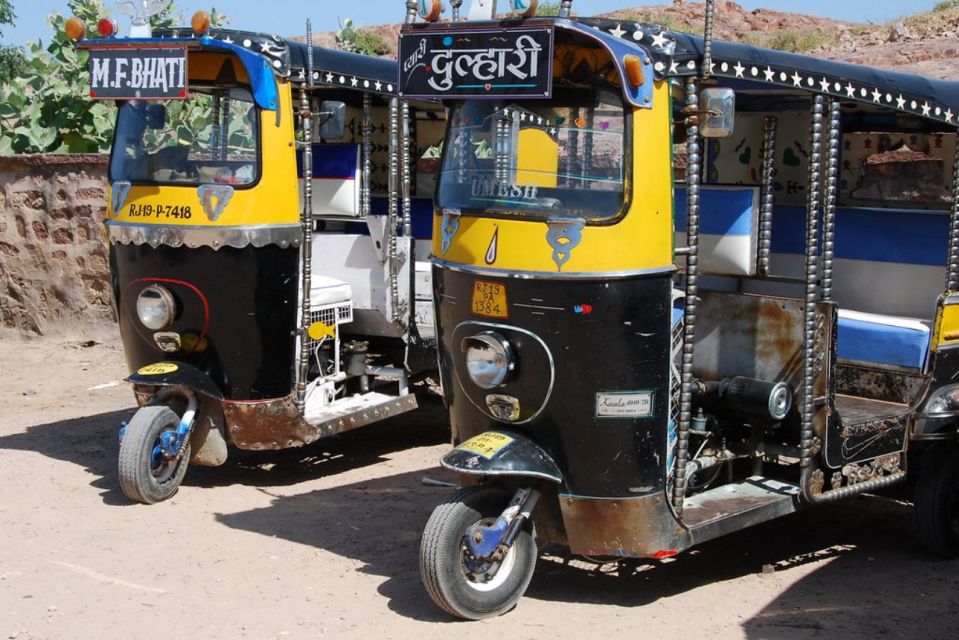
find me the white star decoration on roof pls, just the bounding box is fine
[650,30,668,49]
[694,58,954,124]
[609,24,626,39]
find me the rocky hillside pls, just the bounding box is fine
[307,1,959,79]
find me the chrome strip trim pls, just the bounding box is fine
[106,221,302,250]
[432,258,677,280]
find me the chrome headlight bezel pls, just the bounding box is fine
[463,331,514,390]
[136,284,177,331]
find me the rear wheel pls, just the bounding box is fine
[118,405,191,504]
[914,449,959,557]
[420,486,537,620]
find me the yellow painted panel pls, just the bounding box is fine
[934,301,959,350]
[434,80,675,274]
[516,129,559,188]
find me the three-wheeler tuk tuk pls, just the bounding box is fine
[69,7,446,503]
[401,0,959,619]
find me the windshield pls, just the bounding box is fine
[438,88,628,221]
[109,85,259,187]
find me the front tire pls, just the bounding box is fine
[420,486,537,620]
[118,405,191,504]
[914,449,959,557]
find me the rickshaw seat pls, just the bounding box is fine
[298,143,361,217]
[836,309,931,370]
[674,186,759,276]
[309,274,352,308]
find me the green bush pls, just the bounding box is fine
[335,18,393,56]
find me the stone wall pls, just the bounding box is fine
[0,154,115,336]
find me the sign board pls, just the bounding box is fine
[398,28,553,99]
[89,48,188,100]
[595,391,654,419]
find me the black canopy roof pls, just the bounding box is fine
[576,17,959,127]
[156,28,397,96]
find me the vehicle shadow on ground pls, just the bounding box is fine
[0,407,137,504]
[533,494,959,636]
[0,397,449,506]
[217,482,958,625]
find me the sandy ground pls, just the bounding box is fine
[1,334,959,640]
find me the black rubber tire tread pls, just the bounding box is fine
[914,448,959,558]
[118,405,191,505]
[420,486,537,620]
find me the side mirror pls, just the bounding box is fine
[319,101,347,140]
[700,88,735,138]
[146,104,167,130]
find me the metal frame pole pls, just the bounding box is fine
[757,116,777,277]
[948,137,959,292]
[295,19,315,412]
[799,95,824,495]
[671,76,702,514]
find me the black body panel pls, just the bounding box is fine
[111,243,298,401]
[434,266,673,498]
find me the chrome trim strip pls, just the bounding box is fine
[106,221,302,250]
[432,258,677,280]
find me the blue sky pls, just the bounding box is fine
[0,1,939,49]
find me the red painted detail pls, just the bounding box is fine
[651,549,678,559]
[127,277,211,355]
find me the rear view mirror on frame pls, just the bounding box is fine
[700,87,735,138]
[319,100,347,140]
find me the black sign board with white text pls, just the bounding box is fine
[88,48,188,100]
[399,28,553,100]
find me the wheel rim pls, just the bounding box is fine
[149,428,178,483]
[459,517,518,592]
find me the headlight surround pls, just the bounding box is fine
[463,331,514,389]
[136,285,176,331]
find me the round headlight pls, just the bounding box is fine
[463,331,514,389]
[136,285,176,330]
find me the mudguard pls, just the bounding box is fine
[441,430,563,483]
[126,361,224,401]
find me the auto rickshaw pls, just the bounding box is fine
[69,5,445,503]
[401,0,959,620]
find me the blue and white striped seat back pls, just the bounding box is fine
[674,185,760,276]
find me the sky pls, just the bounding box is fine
[0,0,941,49]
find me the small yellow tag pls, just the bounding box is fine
[308,322,336,340]
[458,432,514,459]
[137,362,179,376]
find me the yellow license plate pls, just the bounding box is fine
[458,432,514,459]
[471,280,508,319]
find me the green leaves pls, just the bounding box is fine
[0,0,231,155]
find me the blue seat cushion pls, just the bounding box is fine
[837,309,931,370]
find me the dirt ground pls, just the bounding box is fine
[1,334,959,640]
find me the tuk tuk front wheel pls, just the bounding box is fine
[913,449,959,558]
[118,405,191,504]
[420,486,537,620]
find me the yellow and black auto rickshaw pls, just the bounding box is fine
[401,0,959,619]
[69,6,445,503]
